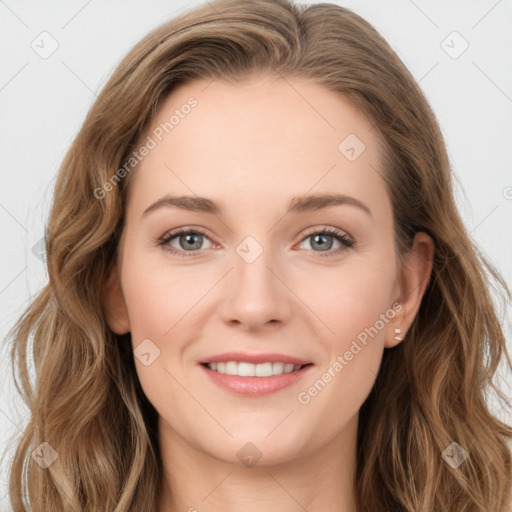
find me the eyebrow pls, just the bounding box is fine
[142,193,372,218]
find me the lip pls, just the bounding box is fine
[199,352,312,366]
[199,358,314,397]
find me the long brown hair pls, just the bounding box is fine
[4,0,511,510]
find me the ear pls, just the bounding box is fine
[101,264,131,334]
[385,232,434,348]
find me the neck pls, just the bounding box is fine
[156,414,359,512]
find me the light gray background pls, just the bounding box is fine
[1,0,511,505]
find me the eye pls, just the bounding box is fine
[158,227,214,257]
[297,226,354,257]
[157,225,354,258]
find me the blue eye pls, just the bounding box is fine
[298,226,354,257]
[158,228,213,257]
[157,226,354,258]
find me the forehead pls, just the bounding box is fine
[127,75,389,220]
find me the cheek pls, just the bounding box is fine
[296,251,396,347]
[119,248,215,398]
[120,253,206,430]
[120,248,210,342]
[293,254,395,415]
[295,295,388,443]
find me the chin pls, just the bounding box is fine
[201,428,313,467]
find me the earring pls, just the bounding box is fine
[394,328,403,341]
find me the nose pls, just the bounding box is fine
[219,240,293,331]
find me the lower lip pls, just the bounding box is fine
[199,364,314,396]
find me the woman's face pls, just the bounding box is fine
[104,74,432,465]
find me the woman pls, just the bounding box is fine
[4,0,511,510]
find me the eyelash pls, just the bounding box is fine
[157,226,354,259]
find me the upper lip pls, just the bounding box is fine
[199,352,312,365]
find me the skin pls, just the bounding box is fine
[102,73,434,512]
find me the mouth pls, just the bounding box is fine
[199,358,314,396]
[201,361,312,377]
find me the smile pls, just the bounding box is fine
[204,361,306,377]
[200,361,314,396]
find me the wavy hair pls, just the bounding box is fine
[3,0,511,510]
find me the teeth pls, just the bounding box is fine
[206,361,303,376]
